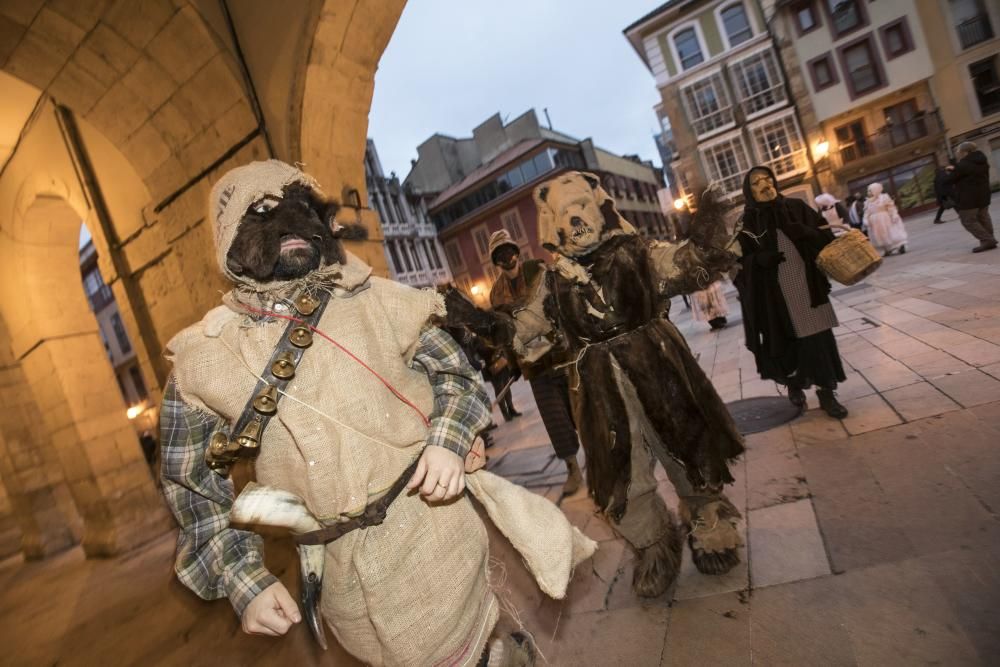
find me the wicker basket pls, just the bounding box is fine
[816,229,882,286]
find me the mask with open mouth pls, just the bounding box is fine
[534,171,636,258]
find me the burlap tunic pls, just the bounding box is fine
[168,260,497,666]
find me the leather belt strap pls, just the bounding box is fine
[294,455,421,545]
[206,290,332,476]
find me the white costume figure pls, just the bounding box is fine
[814,193,849,237]
[691,281,729,331]
[862,183,908,256]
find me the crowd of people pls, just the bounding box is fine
[156,144,994,666]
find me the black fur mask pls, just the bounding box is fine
[225,183,364,282]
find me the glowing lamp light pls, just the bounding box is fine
[815,140,830,158]
[126,405,144,420]
[673,198,686,210]
[470,284,483,296]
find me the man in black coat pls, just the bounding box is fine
[932,160,957,224]
[945,142,997,252]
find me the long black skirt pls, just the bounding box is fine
[761,328,847,389]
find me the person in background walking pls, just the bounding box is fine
[815,193,851,237]
[844,194,864,231]
[863,182,908,256]
[933,160,958,224]
[691,280,729,331]
[945,141,997,253]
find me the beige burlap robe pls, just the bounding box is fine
[169,258,594,666]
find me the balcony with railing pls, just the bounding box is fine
[957,13,994,49]
[830,110,944,172]
[760,149,809,180]
[690,106,735,136]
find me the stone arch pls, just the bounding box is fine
[0,1,407,560]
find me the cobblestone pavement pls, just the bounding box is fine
[2,199,998,666]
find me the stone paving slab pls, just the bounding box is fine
[747,499,831,588]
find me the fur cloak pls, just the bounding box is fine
[546,234,744,520]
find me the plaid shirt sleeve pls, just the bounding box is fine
[410,326,492,459]
[159,377,278,617]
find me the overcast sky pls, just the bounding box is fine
[368,0,665,180]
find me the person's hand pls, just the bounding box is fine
[242,582,301,636]
[407,445,465,501]
[945,165,955,172]
[754,250,786,268]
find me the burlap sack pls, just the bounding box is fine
[467,472,597,598]
[169,271,501,666]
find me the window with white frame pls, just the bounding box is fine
[701,136,751,195]
[673,27,704,70]
[750,114,806,177]
[720,3,754,47]
[681,73,734,136]
[471,224,491,262]
[730,50,786,117]
[499,208,527,243]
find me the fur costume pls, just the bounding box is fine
[162,160,595,667]
[449,171,745,590]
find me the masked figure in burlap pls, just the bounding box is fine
[161,160,595,667]
[448,171,745,597]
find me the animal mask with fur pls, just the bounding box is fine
[534,171,635,257]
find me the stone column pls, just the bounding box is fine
[18,332,172,557]
[0,318,83,560]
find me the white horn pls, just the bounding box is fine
[231,482,323,534]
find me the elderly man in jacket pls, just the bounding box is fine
[946,142,997,253]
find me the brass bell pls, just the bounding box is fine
[271,351,296,379]
[253,384,279,415]
[294,293,319,316]
[289,326,313,348]
[237,416,263,450]
[209,431,230,455]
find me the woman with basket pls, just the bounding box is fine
[734,166,849,419]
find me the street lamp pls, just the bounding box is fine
[815,140,830,159]
[673,197,686,210]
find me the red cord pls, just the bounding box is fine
[242,304,431,427]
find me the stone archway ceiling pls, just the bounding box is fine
[0,1,260,206]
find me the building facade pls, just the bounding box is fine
[918,0,1000,183]
[80,240,149,409]
[625,0,821,208]
[364,140,451,288]
[770,0,950,215]
[405,109,670,304]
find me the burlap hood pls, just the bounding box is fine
[533,171,636,257]
[208,159,370,297]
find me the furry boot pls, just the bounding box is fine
[631,518,684,597]
[483,632,536,667]
[562,456,583,496]
[679,495,743,576]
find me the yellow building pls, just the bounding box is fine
[771,0,950,215]
[918,0,1000,182]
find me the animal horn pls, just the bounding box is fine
[231,483,328,650]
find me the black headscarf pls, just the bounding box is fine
[734,166,835,374]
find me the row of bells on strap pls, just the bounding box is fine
[206,293,319,473]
